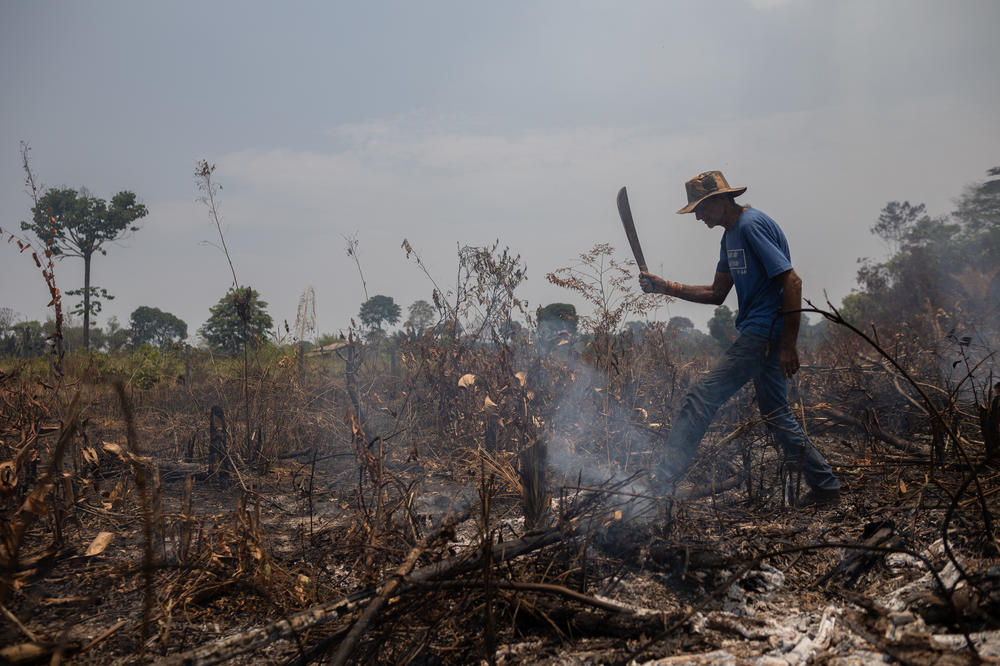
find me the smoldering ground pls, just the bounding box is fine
[531,350,676,525]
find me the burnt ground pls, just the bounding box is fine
[4,425,1000,666]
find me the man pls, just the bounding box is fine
[639,170,840,506]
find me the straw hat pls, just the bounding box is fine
[676,170,747,214]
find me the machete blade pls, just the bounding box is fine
[617,186,648,273]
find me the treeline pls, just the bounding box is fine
[0,302,194,357]
[842,165,1000,337]
[5,160,996,365]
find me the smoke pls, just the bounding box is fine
[533,351,666,520]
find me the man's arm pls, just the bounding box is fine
[777,268,802,377]
[639,270,733,305]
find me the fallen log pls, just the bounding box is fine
[416,527,564,582]
[0,641,81,664]
[815,404,924,454]
[156,525,563,666]
[426,579,643,616]
[156,590,373,666]
[329,515,456,666]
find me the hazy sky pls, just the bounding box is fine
[2,0,998,340]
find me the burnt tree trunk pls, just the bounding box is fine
[209,405,229,485]
[980,389,1000,464]
[82,252,92,350]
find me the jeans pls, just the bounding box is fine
[657,332,840,492]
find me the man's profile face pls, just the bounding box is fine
[694,196,725,228]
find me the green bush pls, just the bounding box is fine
[114,345,182,389]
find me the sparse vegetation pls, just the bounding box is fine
[1,167,999,665]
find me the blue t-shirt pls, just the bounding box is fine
[715,208,793,339]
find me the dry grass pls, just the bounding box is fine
[1,321,998,664]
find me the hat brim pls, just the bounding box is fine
[676,186,747,214]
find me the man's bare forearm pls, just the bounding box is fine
[640,271,732,305]
[779,270,802,349]
[662,281,725,304]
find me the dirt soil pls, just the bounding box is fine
[4,426,1000,665]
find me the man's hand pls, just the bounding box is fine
[639,271,667,294]
[778,344,800,378]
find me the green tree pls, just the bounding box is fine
[10,321,44,357]
[952,166,1000,302]
[871,200,926,255]
[0,307,15,333]
[0,307,15,350]
[103,316,130,352]
[537,303,578,333]
[623,320,647,340]
[667,316,695,333]
[45,317,85,352]
[536,303,578,348]
[708,304,736,346]
[130,306,188,349]
[21,187,148,349]
[407,299,436,333]
[843,166,1000,335]
[359,295,401,331]
[852,203,972,330]
[0,308,18,356]
[953,165,1000,237]
[65,285,115,329]
[199,288,273,356]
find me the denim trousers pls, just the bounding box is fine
[657,332,841,492]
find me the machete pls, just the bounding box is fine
[617,186,647,273]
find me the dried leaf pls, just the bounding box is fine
[634,408,648,421]
[458,374,476,388]
[85,531,115,556]
[108,481,124,508]
[514,371,527,387]
[21,482,53,517]
[0,461,17,494]
[484,396,498,410]
[899,479,907,494]
[101,441,124,458]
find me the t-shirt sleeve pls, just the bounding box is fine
[744,222,792,278]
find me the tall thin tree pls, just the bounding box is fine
[21,185,147,349]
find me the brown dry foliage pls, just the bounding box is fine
[1,297,999,663]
